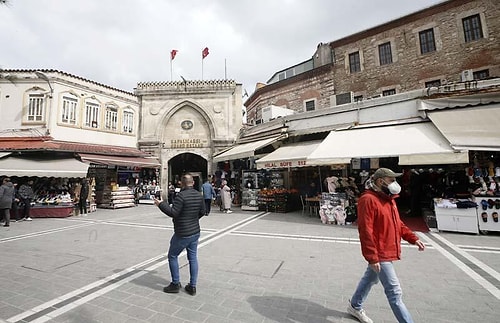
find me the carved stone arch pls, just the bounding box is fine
[61,90,79,98]
[25,86,48,94]
[157,100,215,143]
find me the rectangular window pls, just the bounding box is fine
[473,69,489,80]
[305,100,315,111]
[85,102,100,128]
[349,52,361,73]
[419,28,436,54]
[463,14,483,42]
[123,111,134,133]
[378,42,392,65]
[354,95,363,102]
[28,94,44,121]
[105,107,118,130]
[61,96,77,125]
[425,80,441,88]
[382,89,396,96]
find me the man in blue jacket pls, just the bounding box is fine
[154,174,205,296]
[201,178,216,216]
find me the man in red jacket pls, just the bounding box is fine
[347,168,425,323]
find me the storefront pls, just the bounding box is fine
[79,153,161,207]
[0,155,90,218]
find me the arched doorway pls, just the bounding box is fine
[169,152,207,191]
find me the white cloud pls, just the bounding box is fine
[0,0,445,95]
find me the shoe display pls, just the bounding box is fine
[163,282,181,293]
[184,284,196,296]
[481,212,488,222]
[347,302,373,323]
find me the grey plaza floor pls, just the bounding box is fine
[0,205,499,323]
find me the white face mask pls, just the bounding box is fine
[385,181,401,195]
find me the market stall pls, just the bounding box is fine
[0,155,90,218]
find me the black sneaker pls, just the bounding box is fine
[184,284,196,296]
[163,282,181,293]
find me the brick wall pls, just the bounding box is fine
[332,0,500,98]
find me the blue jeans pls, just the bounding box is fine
[351,262,414,323]
[168,232,200,286]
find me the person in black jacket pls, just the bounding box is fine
[154,174,205,296]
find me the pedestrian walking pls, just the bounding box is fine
[220,180,232,213]
[11,181,21,222]
[18,179,35,221]
[347,168,425,323]
[153,174,205,296]
[79,179,89,216]
[0,177,15,227]
[201,178,216,216]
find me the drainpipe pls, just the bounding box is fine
[35,71,54,135]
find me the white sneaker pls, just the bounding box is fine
[226,210,233,214]
[25,217,33,221]
[347,302,373,323]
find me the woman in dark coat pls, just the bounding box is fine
[0,177,15,227]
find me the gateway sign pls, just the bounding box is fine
[170,139,205,148]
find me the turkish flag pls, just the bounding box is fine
[170,49,178,60]
[202,47,209,59]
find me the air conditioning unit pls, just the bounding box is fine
[261,105,294,123]
[460,69,473,82]
[330,91,353,106]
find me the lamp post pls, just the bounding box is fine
[34,71,53,135]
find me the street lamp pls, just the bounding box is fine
[34,71,53,95]
[35,71,54,135]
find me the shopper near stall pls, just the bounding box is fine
[10,181,21,222]
[18,179,34,221]
[153,174,205,296]
[347,168,425,323]
[0,177,15,227]
[201,178,216,216]
[220,180,232,213]
[79,179,89,216]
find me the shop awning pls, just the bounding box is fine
[0,157,89,178]
[256,141,350,169]
[79,153,161,168]
[399,152,469,165]
[307,122,459,165]
[428,105,500,151]
[212,136,281,163]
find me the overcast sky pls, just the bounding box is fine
[1,0,444,95]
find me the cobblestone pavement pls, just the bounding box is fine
[0,205,499,322]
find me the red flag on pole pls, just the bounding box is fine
[170,49,178,60]
[202,47,209,59]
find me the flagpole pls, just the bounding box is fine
[201,57,204,80]
[170,57,173,82]
[224,58,227,79]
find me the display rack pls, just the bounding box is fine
[98,186,135,209]
[241,188,259,211]
[476,197,500,233]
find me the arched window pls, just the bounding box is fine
[84,98,100,128]
[122,108,134,134]
[105,105,118,131]
[24,88,47,123]
[61,93,78,125]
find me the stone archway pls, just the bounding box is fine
[169,152,207,191]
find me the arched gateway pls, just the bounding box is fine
[135,80,242,196]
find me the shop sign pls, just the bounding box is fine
[170,138,203,149]
[264,160,307,168]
